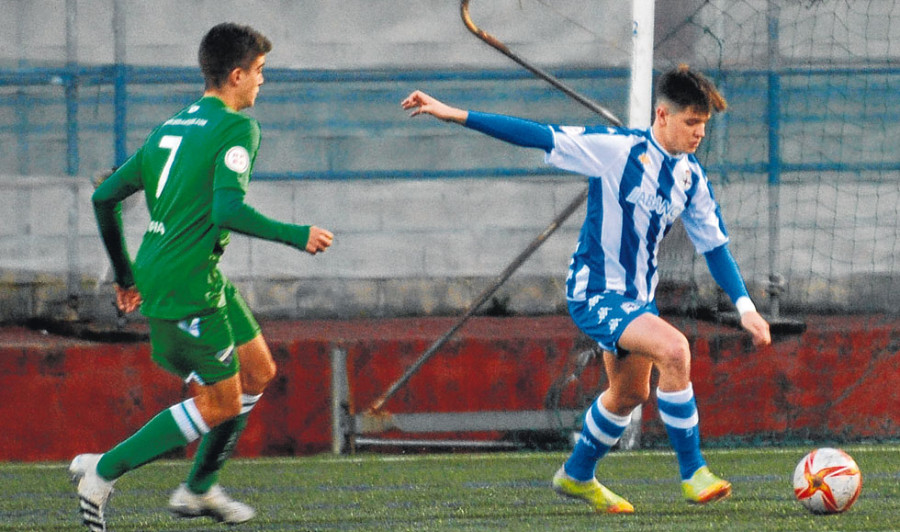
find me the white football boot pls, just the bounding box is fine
[169,483,256,524]
[69,454,115,532]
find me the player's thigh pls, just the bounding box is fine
[237,334,276,394]
[617,313,690,367]
[567,292,658,356]
[223,279,261,345]
[222,280,275,393]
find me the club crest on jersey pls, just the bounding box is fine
[224,146,250,173]
[681,169,692,188]
[638,153,650,166]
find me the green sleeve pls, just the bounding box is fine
[211,187,311,250]
[92,156,143,287]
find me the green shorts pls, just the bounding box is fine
[149,281,261,385]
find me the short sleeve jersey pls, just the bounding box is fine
[114,96,260,319]
[545,125,729,304]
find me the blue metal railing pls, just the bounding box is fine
[0,65,897,181]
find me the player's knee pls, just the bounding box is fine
[604,385,649,412]
[617,387,651,411]
[258,358,277,389]
[657,335,691,374]
[244,357,276,393]
[631,383,652,406]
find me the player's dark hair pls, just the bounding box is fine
[199,23,273,90]
[656,64,727,115]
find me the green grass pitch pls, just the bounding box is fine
[2,445,897,531]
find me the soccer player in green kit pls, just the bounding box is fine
[69,23,334,531]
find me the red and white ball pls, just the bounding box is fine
[792,447,862,514]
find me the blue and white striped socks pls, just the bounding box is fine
[657,383,705,480]
[564,393,632,481]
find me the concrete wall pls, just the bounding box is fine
[0,0,632,69]
[4,0,895,70]
[2,174,898,323]
[0,173,586,322]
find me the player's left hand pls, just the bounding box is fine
[114,284,142,314]
[740,310,771,347]
[306,226,334,255]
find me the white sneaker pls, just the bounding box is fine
[69,454,115,532]
[168,483,256,524]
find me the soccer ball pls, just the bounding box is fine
[792,447,862,514]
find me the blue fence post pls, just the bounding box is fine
[114,64,128,166]
[766,0,782,318]
[64,68,79,176]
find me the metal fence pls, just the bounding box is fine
[1,65,899,315]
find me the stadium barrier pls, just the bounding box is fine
[1,314,897,462]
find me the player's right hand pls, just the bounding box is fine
[740,310,771,347]
[306,226,333,255]
[114,284,142,314]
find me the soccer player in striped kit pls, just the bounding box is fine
[70,23,333,531]
[402,65,771,513]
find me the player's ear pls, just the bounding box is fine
[655,104,668,126]
[227,66,244,87]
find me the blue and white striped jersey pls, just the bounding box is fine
[545,125,730,304]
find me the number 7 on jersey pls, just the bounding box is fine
[155,135,183,198]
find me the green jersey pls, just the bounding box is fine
[112,96,258,319]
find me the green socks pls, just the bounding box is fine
[186,393,261,493]
[97,398,209,480]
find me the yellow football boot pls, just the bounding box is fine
[552,467,635,514]
[682,466,732,504]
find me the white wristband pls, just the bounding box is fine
[735,296,756,316]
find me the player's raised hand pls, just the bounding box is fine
[306,226,334,255]
[740,311,771,347]
[114,284,142,314]
[401,90,468,124]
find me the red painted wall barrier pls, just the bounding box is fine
[0,315,897,462]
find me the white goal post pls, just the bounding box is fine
[619,0,655,451]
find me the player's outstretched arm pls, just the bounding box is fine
[402,90,554,151]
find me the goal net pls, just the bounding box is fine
[652,0,899,318]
